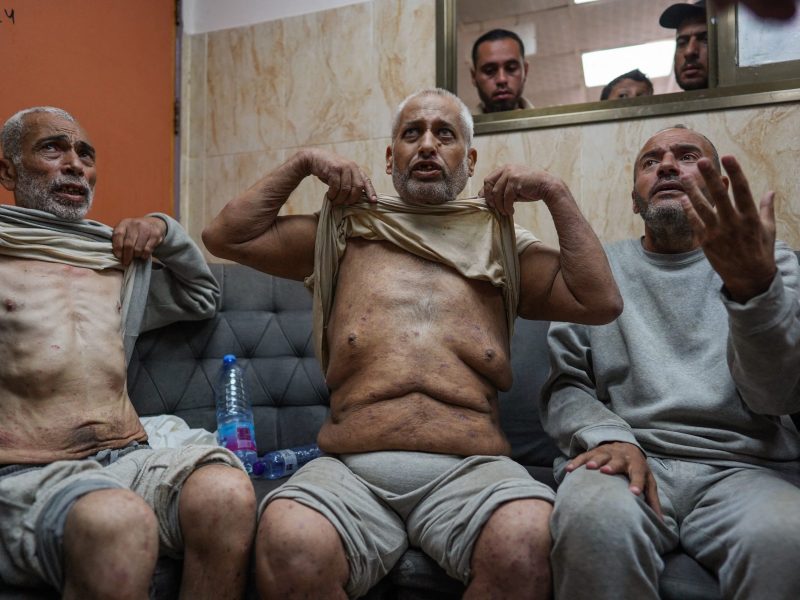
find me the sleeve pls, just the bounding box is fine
[514,223,540,255]
[724,242,800,415]
[539,321,642,458]
[139,213,221,332]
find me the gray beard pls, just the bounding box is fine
[633,191,693,243]
[392,156,469,205]
[14,166,93,221]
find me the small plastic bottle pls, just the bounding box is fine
[252,444,322,479]
[215,354,258,473]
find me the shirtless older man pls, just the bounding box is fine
[203,88,622,599]
[0,107,256,600]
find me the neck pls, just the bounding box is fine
[641,226,699,254]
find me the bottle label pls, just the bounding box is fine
[218,420,257,453]
[278,450,299,474]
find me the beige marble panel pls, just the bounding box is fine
[283,3,378,147]
[202,149,286,255]
[576,105,800,247]
[372,0,437,139]
[206,20,285,156]
[470,127,584,248]
[180,156,206,245]
[181,33,207,160]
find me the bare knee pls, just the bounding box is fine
[63,489,158,600]
[180,464,257,545]
[66,488,158,552]
[467,499,553,599]
[256,499,348,600]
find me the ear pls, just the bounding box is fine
[0,157,17,192]
[631,189,640,214]
[385,145,393,175]
[467,148,477,177]
[523,61,530,79]
[470,67,478,87]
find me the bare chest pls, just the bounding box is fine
[326,240,511,389]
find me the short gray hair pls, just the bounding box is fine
[391,88,474,148]
[1,107,76,166]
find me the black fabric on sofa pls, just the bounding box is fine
[0,263,721,599]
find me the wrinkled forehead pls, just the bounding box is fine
[21,113,92,149]
[398,95,462,130]
[636,128,713,163]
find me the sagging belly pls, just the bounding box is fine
[318,390,511,456]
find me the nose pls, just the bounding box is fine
[61,149,85,177]
[495,68,508,85]
[657,152,679,177]
[418,129,438,156]
[684,35,700,57]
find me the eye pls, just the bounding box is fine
[680,152,700,162]
[402,127,419,140]
[438,127,455,139]
[642,158,658,168]
[481,66,497,76]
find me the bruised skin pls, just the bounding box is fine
[320,240,513,456]
[0,256,145,463]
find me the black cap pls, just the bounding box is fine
[659,0,706,28]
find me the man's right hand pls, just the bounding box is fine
[566,441,663,518]
[303,148,377,205]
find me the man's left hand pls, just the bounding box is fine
[680,155,777,303]
[112,216,167,266]
[481,165,564,216]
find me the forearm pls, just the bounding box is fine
[540,323,638,457]
[726,244,800,414]
[202,150,312,260]
[542,184,622,323]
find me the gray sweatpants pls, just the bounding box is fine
[550,457,800,600]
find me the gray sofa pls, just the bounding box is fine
[128,263,721,600]
[0,263,722,599]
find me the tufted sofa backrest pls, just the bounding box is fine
[128,264,329,452]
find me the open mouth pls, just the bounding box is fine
[411,161,443,180]
[52,183,88,200]
[650,181,685,197]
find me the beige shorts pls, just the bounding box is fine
[0,443,243,590]
[259,451,554,598]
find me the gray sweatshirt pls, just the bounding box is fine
[540,238,800,477]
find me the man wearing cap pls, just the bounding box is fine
[660,1,709,91]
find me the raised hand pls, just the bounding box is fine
[112,216,167,266]
[305,148,377,206]
[481,165,565,216]
[680,155,777,303]
[566,441,663,518]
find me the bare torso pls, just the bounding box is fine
[0,256,145,464]
[320,239,513,456]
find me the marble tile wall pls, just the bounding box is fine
[181,0,800,256]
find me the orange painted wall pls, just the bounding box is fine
[0,0,176,226]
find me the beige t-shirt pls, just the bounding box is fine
[308,194,539,371]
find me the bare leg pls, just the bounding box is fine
[465,498,553,600]
[178,464,256,600]
[255,499,349,600]
[62,488,159,600]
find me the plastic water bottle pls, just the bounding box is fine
[252,444,322,479]
[215,354,258,473]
